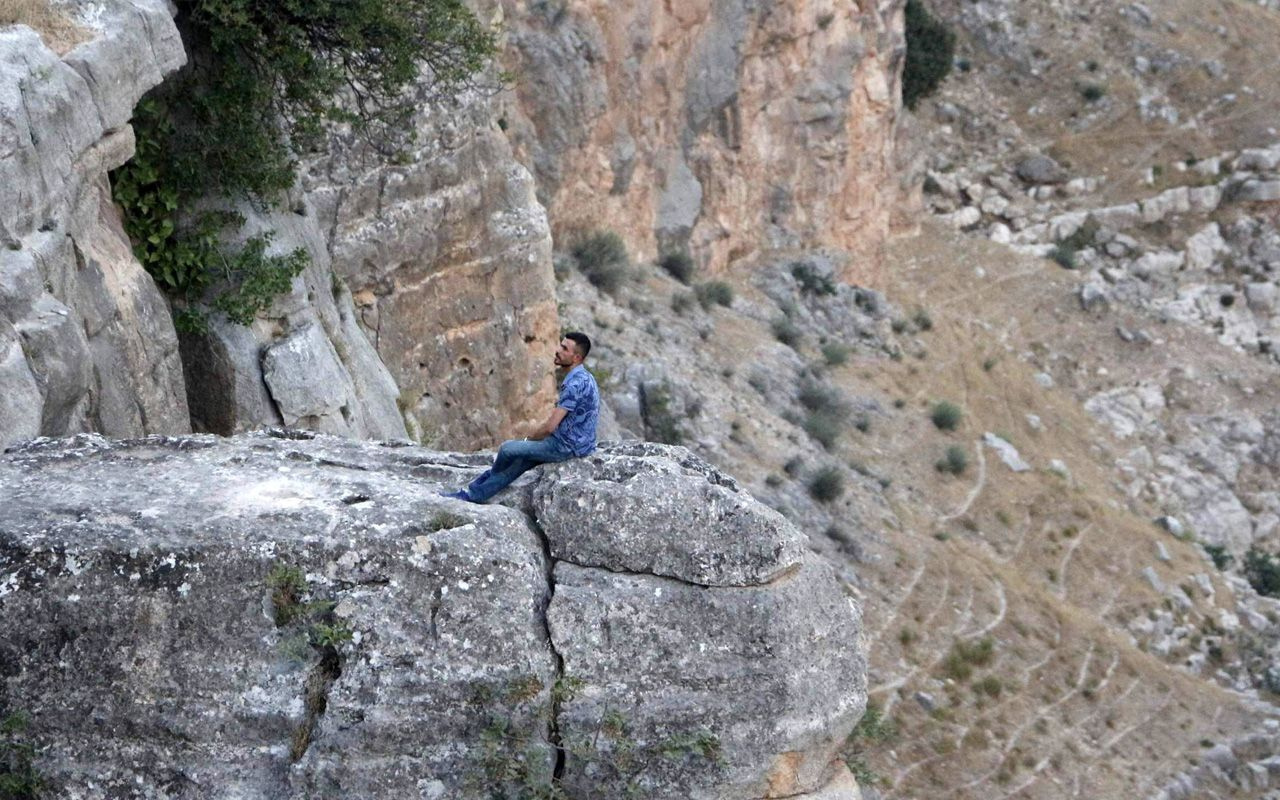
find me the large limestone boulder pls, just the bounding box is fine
[534,441,808,586]
[0,2,189,448]
[0,435,866,799]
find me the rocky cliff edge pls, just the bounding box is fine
[0,433,866,799]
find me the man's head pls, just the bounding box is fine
[554,332,591,368]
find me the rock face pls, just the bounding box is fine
[0,2,189,448]
[0,434,866,799]
[499,0,907,284]
[299,87,560,450]
[180,202,409,441]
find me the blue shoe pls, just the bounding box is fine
[440,489,476,503]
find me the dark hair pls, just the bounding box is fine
[565,331,591,359]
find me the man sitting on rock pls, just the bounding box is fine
[443,332,599,503]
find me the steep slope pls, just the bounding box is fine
[551,209,1280,796]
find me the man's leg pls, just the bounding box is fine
[463,439,572,503]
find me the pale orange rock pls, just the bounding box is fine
[499,0,906,286]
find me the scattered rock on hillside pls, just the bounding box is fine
[1015,154,1069,185]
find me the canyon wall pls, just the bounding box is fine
[498,0,907,285]
[297,88,560,450]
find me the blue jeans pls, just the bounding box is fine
[465,438,575,502]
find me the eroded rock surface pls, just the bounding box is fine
[300,85,559,450]
[0,434,866,799]
[0,2,189,448]
[499,0,907,284]
[534,441,808,586]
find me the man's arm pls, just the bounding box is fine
[526,407,569,440]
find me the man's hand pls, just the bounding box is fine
[526,407,569,440]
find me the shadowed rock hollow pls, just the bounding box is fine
[0,433,866,799]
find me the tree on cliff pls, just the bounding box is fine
[111,0,498,331]
[902,0,955,110]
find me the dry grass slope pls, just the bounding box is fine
[0,0,90,53]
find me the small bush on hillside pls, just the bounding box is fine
[1048,244,1077,269]
[911,308,934,332]
[804,413,843,450]
[671,290,696,314]
[1244,547,1280,598]
[940,637,994,681]
[936,444,968,475]
[930,401,963,431]
[1203,544,1232,571]
[791,262,837,295]
[642,382,684,445]
[659,251,695,284]
[821,342,850,366]
[808,466,846,503]
[902,0,956,110]
[1079,83,1107,102]
[799,382,844,415]
[572,231,629,294]
[798,381,850,450]
[772,317,802,348]
[695,281,734,309]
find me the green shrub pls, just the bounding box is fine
[671,290,696,314]
[902,0,956,109]
[572,231,630,294]
[1244,547,1280,597]
[111,0,495,331]
[659,251,695,284]
[911,308,934,332]
[808,466,846,503]
[1203,544,1232,571]
[974,676,1003,698]
[791,262,836,295]
[1048,244,1076,269]
[0,712,45,799]
[941,637,994,681]
[783,456,805,477]
[1079,83,1107,102]
[821,342,850,366]
[642,382,684,445]
[936,444,968,475]
[695,280,734,309]
[799,382,844,415]
[798,381,848,450]
[930,401,963,431]
[772,317,802,348]
[804,412,843,450]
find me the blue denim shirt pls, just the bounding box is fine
[551,365,599,457]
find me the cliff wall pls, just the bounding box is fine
[0,2,188,448]
[499,0,906,284]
